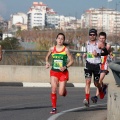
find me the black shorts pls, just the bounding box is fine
[84,61,100,82]
[100,70,109,75]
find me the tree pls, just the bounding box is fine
[0,37,21,50]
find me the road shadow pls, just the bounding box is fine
[0,105,51,112]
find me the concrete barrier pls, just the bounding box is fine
[108,61,120,120]
[107,83,120,120]
[0,65,114,84]
[109,62,120,86]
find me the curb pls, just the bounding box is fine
[0,82,96,88]
[0,82,23,86]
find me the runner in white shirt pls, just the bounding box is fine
[83,29,108,107]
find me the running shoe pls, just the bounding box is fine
[91,96,98,103]
[99,90,104,99]
[50,108,57,114]
[103,84,108,95]
[83,99,89,107]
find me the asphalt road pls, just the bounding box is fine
[0,87,107,120]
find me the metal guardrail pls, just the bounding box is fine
[109,61,120,86]
[0,50,120,66]
[0,50,86,66]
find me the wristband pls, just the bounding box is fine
[97,53,101,56]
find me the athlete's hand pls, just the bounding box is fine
[60,66,66,72]
[92,50,97,57]
[45,62,50,69]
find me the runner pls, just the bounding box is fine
[45,33,73,114]
[91,32,112,103]
[83,29,108,107]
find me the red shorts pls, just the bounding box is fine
[50,70,69,81]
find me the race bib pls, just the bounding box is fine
[53,60,63,69]
[101,56,104,63]
[87,52,95,58]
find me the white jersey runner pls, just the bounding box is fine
[86,41,101,64]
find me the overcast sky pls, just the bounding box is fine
[0,0,119,20]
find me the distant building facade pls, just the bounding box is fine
[27,2,47,29]
[9,12,27,30]
[45,8,59,29]
[27,2,60,29]
[81,8,120,35]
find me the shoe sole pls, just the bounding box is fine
[84,103,89,107]
[50,112,57,114]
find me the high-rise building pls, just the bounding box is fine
[27,2,59,29]
[81,8,120,35]
[27,2,47,29]
[45,8,59,29]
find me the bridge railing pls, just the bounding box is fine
[0,50,86,66]
[0,50,120,66]
[109,61,120,86]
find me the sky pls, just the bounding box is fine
[0,0,119,20]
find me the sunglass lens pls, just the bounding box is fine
[89,34,95,36]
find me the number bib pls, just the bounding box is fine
[53,60,63,69]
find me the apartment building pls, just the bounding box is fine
[59,16,79,30]
[9,12,27,30]
[45,8,59,29]
[27,2,59,29]
[27,2,47,29]
[81,8,120,35]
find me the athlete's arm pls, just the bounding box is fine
[100,47,109,56]
[45,47,53,69]
[106,43,111,53]
[83,42,87,58]
[107,44,114,59]
[97,41,108,56]
[66,48,74,68]
[59,48,73,72]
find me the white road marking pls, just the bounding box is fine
[22,82,95,88]
[23,82,51,87]
[73,83,95,87]
[47,103,107,120]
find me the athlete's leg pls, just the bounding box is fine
[58,70,69,96]
[58,81,67,96]
[85,78,91,96]
[94,71,107,97]
[84,67,92,106]
[99,72,106,85]
[91,64,101,102]
[50,76,58,114]
[99,71,108,96]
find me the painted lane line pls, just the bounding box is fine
[73,83,95,87]
[47,103,107,120]
[23,82,51,87]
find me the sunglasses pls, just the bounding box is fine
[89,34,96,36]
